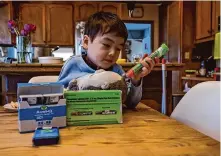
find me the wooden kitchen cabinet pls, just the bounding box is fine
[46,4,73,45]
[74,2,121,21]
[166,1,196,63]
[20,4,46,45]
[165,1,196,94]
[165,1,196,63]
[167,1,182,63]
[212,1,220,34]
[167,1,183,94]
[195,1,220,43]
[196,1,212,40]
[99,3,121,17]
[0,2,13,45]
[20,3,73,46]
[74,2,98,21]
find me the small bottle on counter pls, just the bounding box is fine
[199,59,206,77]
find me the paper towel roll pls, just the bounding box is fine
[214,32,220,59]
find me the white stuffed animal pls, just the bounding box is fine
[68,69,128,103]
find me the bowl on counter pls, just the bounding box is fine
[116,59,126,64]
[38,57,63,64]
[185,70,197,77]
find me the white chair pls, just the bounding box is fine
[171,81,220,141]
[28,76,59,83]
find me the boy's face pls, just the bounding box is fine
[83,32,125,69]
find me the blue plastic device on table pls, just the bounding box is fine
[32,127,59,146]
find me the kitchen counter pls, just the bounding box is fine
[181,76,215,81]
[0,62,184,115]
[0,103,219,156]
[0,62,184,74]
[181,76,217,91]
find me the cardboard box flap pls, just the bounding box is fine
[17,83,63,97]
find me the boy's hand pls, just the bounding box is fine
[131,57,158,86]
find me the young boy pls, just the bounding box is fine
[58,11,155,108]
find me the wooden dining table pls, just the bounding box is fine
[0,103,219,156]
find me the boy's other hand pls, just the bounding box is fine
[131,57,158,86]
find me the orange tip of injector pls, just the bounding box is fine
[162,58,166,64]
[126,70,134,78]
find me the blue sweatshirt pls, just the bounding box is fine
[58,55,142,108]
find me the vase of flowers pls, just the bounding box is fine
[8,20,36,63]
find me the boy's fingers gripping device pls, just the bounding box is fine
[124,43,169,79]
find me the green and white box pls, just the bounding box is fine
[64,90,123,126]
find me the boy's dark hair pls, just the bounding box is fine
[84,11,128,43]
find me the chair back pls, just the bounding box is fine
[171,81,220,141]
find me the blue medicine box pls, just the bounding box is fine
[33,127,60,146]
[17,83,66,133]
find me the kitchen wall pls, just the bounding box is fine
[121,3,159,50]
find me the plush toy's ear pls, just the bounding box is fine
[68,79,79,90]
[101,82,110,89]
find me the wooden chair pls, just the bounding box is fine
[171,81,220,141]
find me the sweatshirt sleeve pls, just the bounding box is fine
[57,58,76,88]
[125,78,143,109]
[57,56,86,88]
[115,65,143,109]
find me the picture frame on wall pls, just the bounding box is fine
[132,7,144,18]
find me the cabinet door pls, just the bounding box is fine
[196,1,212,40]
[75,2,98,21]
[212,1,220,34]
[20,4,46,45]
[167,1,183,94]
[167,1,182,63]
[46,4,73,46]
[0,2,13,44]
[99,3,121,18]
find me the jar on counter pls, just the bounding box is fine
[199,59,206,76]
[16,35,33,63]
